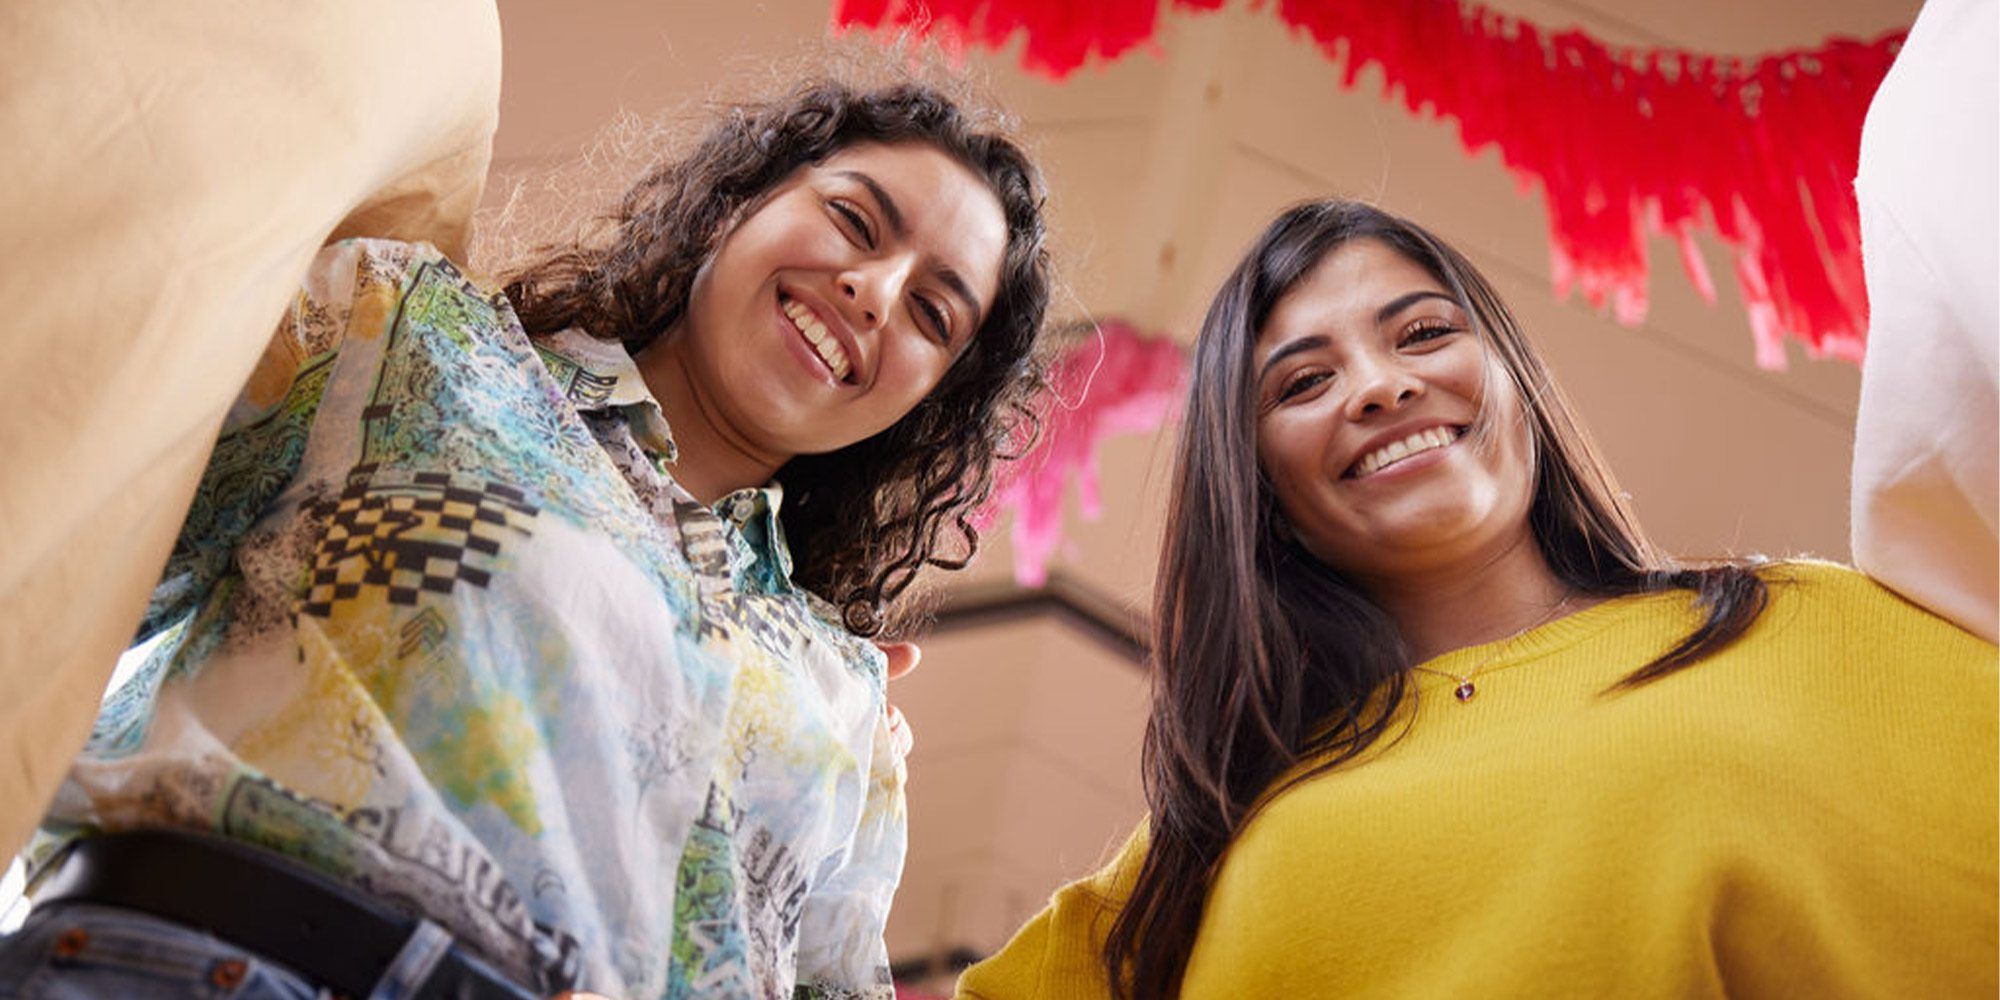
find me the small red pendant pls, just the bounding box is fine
[1454,681,1477,702]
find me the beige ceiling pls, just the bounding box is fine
[484,0,1917,982]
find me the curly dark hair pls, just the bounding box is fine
[502,80,1052,636]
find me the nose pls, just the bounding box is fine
[837,273,879,327]
[1342,353,1424,420]
[837,256,914,332]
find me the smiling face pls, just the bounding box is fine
[1253,238,1538,585]
[657,140,1008,461]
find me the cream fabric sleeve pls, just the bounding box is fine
[0,0,501,855]
[1849,0,1999,642]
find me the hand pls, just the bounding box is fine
[875,640,922,680]
[885,703,914,759]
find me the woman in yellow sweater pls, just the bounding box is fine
[958,201,1997,999]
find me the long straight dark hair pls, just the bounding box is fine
[1104,201,1768,998]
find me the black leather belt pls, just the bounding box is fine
[32,829,538,1000]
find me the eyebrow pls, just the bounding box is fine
[837,168,988,335]
[1256,290,1459,383]
[838,171,906,236]
[1376,290,1457,324]
[1257,335,1328,384]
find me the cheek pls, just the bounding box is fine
[1478,376,1527,444]
[682,258,717,318]
[1504,422,1539,500]
[872,344,955,419]
[1258,417,1329,489]
[1254,431,1288,493]
[682,246,748,340]
[695,209,802,309]
[1256,431,1322,529]
[1474,396,1539,508]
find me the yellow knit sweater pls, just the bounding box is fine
[957,563,1998,998]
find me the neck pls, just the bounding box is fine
[635,336,785,505]
[1357,530,1581,664]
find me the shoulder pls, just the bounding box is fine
[1763,558,1926,612]
[304,237,444,290]
[799,590,893,689]
[1751,559,1995,660]
[301,238,513,345]
[1072,820,1151,909]
[954,823,1147,1000]
[233,240,456,415]
[287,239,439,335]
[301,238,497,310]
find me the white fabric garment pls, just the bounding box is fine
[1850,0,1999,641]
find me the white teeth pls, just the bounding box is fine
[782,298,851,380]
[1355,426,1458,477]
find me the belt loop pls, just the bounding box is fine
[366,918,454,1000]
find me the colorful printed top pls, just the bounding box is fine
[36,240,907,1000]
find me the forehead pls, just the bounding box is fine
[811,142,1008,295]
[1257,238,1449,349]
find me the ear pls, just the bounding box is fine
[874,640,922,680]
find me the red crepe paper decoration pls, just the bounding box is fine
[977,321,1189,586]
[834,0,1170,77]
[832,0,1902,367]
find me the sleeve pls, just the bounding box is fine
[1848,0,1999,641]
[953,824,1148,1000]
[139,241,399,641]
[0,0,500,859]
[794,706,912,999]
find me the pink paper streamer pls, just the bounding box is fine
[978,321,1190,587]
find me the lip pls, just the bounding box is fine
[776,287,863,388]
[1343,421,1467,480]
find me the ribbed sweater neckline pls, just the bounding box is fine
[1409,587,1685,689]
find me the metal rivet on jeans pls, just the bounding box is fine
[50,928,88,958]
[209,958,248,989]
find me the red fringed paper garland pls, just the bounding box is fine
[1281,0,1894,366]
[976,322,1188,586]
[833,0,1902,366]
[835,0,1168,77]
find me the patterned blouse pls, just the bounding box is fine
[35,240,907,999]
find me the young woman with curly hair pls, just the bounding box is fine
[2,80,1050,1000]
[960,201,1994,999]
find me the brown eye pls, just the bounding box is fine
[914,296,951,344]
[1400,321,1457,347]
[1279,371,1330,402]
[830,200,875,249]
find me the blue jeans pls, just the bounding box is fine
[0,903,321,999]
[0,902,462,999]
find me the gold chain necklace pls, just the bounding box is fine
[1410,593,1576,704]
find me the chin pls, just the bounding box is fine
[761,416,869,459]
[1375,498,1495,539]
[1313,512,1500,571]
